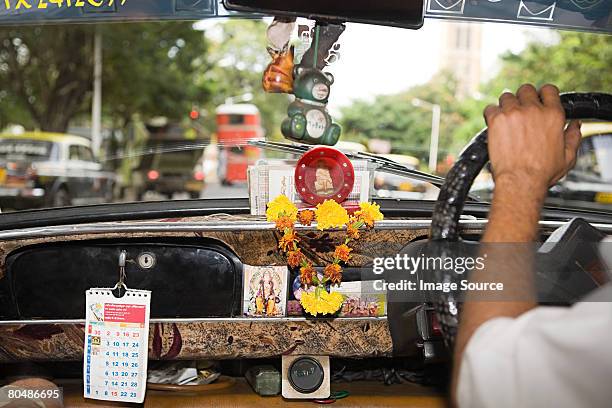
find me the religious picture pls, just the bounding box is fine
[243,265,288,317]
[314,160,335,196]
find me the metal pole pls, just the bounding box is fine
[428,104,441,173]
[92,29,103,156]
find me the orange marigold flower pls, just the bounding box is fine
[324,263,343,285]
[279,230,298,252]
[334,244,352,263]
[300,264,316,287]
[275,216,294,231]
[346,223,360,240]
[297,209,315,226]
[287,249,305,268]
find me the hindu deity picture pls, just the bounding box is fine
[242,265,288,317]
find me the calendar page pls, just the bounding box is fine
[84,288,151,403]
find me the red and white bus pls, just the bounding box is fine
[216,104,264,185]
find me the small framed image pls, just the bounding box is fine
[336,281,386,317]
[242,265,288,317]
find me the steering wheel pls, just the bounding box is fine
[429,92,612,348]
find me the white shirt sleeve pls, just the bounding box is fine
[457,290,612,408]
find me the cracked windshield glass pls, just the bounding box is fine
[0,18,610,212]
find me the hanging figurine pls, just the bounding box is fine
[262,19,344,146]
[280,23,343,146]
[263,17,296,94]
[281,65,341,146]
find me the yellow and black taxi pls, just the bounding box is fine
[549,122,612,211]
[0,132,115,210]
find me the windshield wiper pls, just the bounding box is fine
[250,140,483,202]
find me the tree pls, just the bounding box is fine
[486,31,611,96]
[0,25,95,132]
[100,22,211,129]
[0,22,211,132]
[340,72,468,164]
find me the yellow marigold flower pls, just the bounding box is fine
[278,230,298,252]
[266,195,298,223]
[287,249,305,268]
[297,209,315,226]
[300,290,344,316]
[355,202,384,228]
[275,216,294,231]
[300,291,318,315]
[315,200,349,231]
[334,244,352,263]
[324,263,343,285]
[299,264,316,287]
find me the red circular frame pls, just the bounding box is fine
[294,147,355,206]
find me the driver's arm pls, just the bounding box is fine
[451,84,582,404]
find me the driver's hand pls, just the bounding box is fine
[484,84,581,198]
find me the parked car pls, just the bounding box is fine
[0,132,115,210]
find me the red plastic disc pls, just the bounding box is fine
[295,147,355,206]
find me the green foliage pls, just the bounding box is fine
[0,22,210,132]
[340,72,472,163]
[101,22,211,128]
[0,25,95,132]
[486,32,612,95]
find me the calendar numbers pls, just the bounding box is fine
[84,288,150,404]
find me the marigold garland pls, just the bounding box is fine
[266,195,384,316]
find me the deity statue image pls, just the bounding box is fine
[314,160,334,196]
[255,270,279,316]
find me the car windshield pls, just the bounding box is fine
[0,18,610,212]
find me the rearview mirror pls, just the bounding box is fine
[223,0,425,29]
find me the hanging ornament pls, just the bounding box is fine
[281,24,342,146]
[263,46,295,94]
[262,17,296,94]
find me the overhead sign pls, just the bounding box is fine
[425,0,611,33]
[0,0,608,34]
[0,0,228,24]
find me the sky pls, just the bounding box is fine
[328,20,557,112]
[197,18,559,113]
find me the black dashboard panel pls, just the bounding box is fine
[1,240,242,320]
